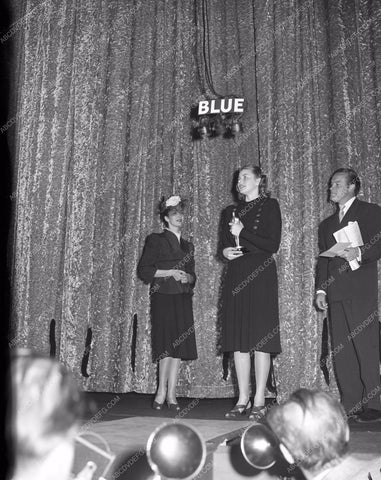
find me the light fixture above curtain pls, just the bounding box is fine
[191,0,245,141]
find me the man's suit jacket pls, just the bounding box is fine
[137,229,196,295]
[316,198,381,302]
[314,453,381,480]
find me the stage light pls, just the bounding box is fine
[223,126,234,139]
[194,0,246,141]
[146,423,206,480]
[207,116,221,137]
[199,125,208,138]
[240,423,279,470]
[231,120,241,133]
[190,105,243,141]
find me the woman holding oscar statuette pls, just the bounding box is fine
[220,165,281,420]
[137,195,197,411]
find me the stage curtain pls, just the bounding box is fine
[9,0,381,400]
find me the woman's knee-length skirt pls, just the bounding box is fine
[151,293,198,361]
[221,253,281,354]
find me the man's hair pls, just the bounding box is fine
[10,350,84,463]
[331,167,361,195]
[266,389,349,474]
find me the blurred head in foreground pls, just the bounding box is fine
[10,349,84,480]
[266,389,349,479]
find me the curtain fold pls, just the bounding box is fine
[9,0,381,399]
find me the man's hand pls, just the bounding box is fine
[336,246,360,262]
[315,292,328,311]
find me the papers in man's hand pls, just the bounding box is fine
[320,221,363,270]
[320,242,351,258]
[333,221,363,248]
[334,221,363,270]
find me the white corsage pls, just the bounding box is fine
[165,195,181,207]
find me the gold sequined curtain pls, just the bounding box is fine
[9,0,381,399]
[253,0,381,400]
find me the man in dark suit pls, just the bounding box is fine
[316,168,381,422]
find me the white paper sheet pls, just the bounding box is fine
[333,221,364,270]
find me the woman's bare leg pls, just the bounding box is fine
[155,357,171,403]
[167,358,181,404]
[233,351,251,405]
[253,351,270,406]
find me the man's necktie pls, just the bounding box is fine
[339,205,345,222]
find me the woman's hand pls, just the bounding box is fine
[171,269,189,283]
[223,247,243,261]
[185,273,194,284]
[229,219,244,237]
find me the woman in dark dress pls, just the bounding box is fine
[221,165,281,420]
[137,195,197,411]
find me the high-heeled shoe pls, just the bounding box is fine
[225,400,251,418]
[152,400,165,410]
[248,405,267,421]
[167,400,181,412]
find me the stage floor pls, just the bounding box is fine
[78,393,381,479]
